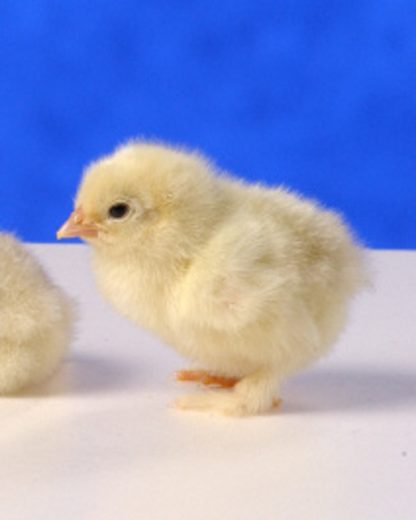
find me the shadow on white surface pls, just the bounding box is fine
[285,366,416,414]
[25,354,144,397]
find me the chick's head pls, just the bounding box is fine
[57,143,219,256]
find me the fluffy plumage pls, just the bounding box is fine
[0,233,73,394]
[58,142,366,415]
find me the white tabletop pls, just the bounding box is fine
[1,245,415,520]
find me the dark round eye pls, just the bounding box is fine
[108,203,130,219]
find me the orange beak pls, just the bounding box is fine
[56,207,99,239]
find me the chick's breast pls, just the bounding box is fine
[92,248,174,339]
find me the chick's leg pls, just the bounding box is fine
[175,369,280,416]
[175,369,239,388]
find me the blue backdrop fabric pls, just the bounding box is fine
[0,1,415,247]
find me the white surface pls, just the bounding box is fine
[1,245,415,520]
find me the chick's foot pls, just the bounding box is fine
[175,390,251,416]
[174,391,280,416]
[175,369,239,388]
[174,391,281,416]
[175,369,281,416]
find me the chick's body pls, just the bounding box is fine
[60,143,365,415]
[0,233,73,393]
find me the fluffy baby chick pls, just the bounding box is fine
[0,233,73,394]
[57,142,365,416]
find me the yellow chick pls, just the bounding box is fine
[57,142,365,416]
[0,233,73,394]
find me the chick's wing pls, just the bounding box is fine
[174,216,292,332]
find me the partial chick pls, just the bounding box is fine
[58,142,366,416]
[0,233,73,394]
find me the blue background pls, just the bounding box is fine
[0,1,415,247]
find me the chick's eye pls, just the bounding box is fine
[108,203,130,219]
